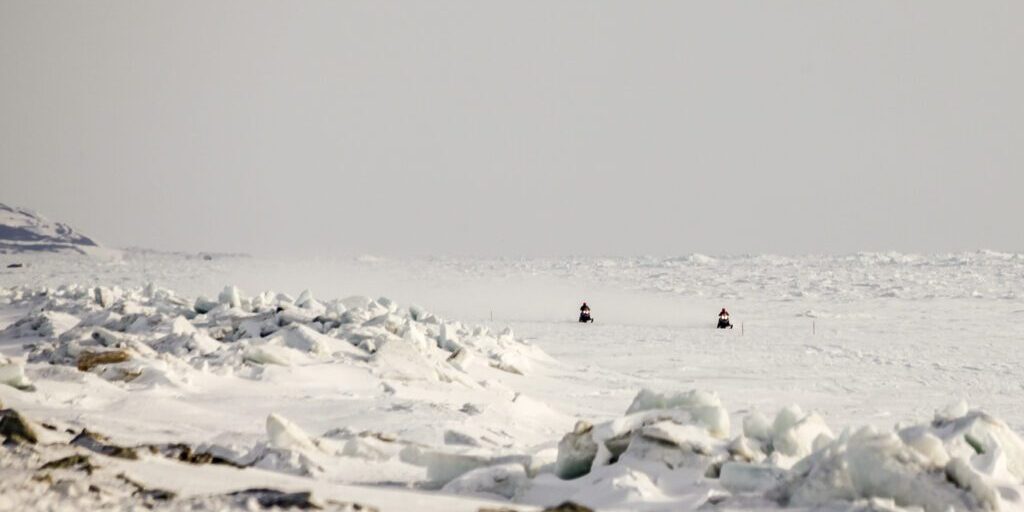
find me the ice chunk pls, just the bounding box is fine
[250,446,324,477]
[444,429,482,447]
[218,285,242,309]
[1,311,79,339]
[640,421,718,452]
[194,296,218,314]
[236,311,278,339]
[773,432,856,506]
[169,315,197,337]
[902,431,951,467]
[376,296,397,313]
[0,357,34,390]
[277,306,318,326]
[340,295,372,310]
[446,348,474,372]
[845,430,988,511]
[438,323,462,352]
[625,389,729,439]
[266,324,330,355]
[619,429,724,474]
[441,463,527,499]
[399,445,527,486]
[927,409,1024,481]
[295,289,315,308]
[153,330,221,356]
[555,421,599,480]
[771,405,805,440]
[408,304,426,321]
[936,400,970,422]
[401,320,430,352]
[244,344,301,366]
[266,413,318,452]
[728,435,765,462]
[357,339,377,353]
[370,337,440,382]
[491,351,529,375]
[568,465,663,508]
[743,410,773,443]
[945,457,1000,510]
[341,435,403,461]
[720,462,787,494]
[93,286,117,308]
[773,412,834,459]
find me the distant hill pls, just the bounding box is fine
[0,203,100,254]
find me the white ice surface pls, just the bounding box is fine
[1,250,1023,511]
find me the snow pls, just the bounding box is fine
[0,203,110,255]
[1,250,1024,511]
[441,462,529,499]
[0,356,34,390]
[266,413,319,452]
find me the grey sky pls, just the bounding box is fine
[1,1,1021,256]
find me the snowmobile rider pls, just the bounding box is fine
[717,308,733,329]
[579,302,594,323]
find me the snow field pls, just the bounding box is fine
[2,251,1023,511]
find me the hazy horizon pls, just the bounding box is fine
[2,2,1021,257]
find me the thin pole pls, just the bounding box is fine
[741,322,744,336]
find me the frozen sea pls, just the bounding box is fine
[1,249,1022,511]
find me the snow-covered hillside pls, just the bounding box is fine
[2,251,1024,511]
[0,204,100,254]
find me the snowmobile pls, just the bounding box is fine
[579,303,594,323]
[717,309,733,329]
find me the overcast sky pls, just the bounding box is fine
[1,1,1021,257]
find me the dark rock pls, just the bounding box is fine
[32,473,53,484]
[148,443,243,467]
[40,454,96,474]
[76,350,131,371]
[323,502,377,512]
[139,488,177,501]
[117,473,176,502]
[227,488,320,509]
[0,409,38,444]
[71,430,138,459]
[704,460,723,478]
[543,503,594,512]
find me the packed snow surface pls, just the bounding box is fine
[1,250,1023,511]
